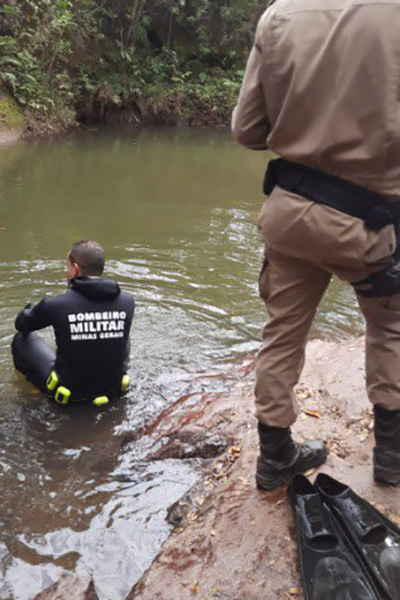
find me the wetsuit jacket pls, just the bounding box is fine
[232,0,400,199]
[15,277,135,398]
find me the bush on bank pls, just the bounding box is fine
[0,0,266,136]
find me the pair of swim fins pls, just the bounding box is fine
[288,473,400,600]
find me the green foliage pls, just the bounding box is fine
[0,0,265,129]
[136,74,242,128]
[0,92,24,130]
[0,0,104,117]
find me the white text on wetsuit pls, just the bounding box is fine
[68,311,127,341]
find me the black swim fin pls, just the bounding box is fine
[287,474,380,600]
[315,473,400,600]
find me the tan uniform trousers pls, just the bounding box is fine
[256,186,400,428]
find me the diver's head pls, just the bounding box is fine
[67,240,105,281]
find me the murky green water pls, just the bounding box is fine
[0,127,363,600]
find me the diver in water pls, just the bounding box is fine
[12,240,135,406]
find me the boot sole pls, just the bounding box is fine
[256,448,328,492]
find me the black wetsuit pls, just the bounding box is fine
[12,277,135,399]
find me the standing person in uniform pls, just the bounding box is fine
[232,0,400,489]
[12,240,135,406]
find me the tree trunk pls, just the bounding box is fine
[126,0,146,46]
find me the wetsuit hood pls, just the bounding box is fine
[69,277,121,301]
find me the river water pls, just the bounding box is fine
[0,128,363,600]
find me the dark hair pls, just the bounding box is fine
[69,240,105,276]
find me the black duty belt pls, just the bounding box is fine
[264,159,400,231]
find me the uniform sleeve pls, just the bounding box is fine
[15,298,53,333]
[231,14,271,150]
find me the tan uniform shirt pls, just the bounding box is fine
[232,0,400,198]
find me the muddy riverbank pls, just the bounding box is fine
[0,87,235,143]
[34,336,400,600]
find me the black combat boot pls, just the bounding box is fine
[373,405,400,485]
[256,422,328,491]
